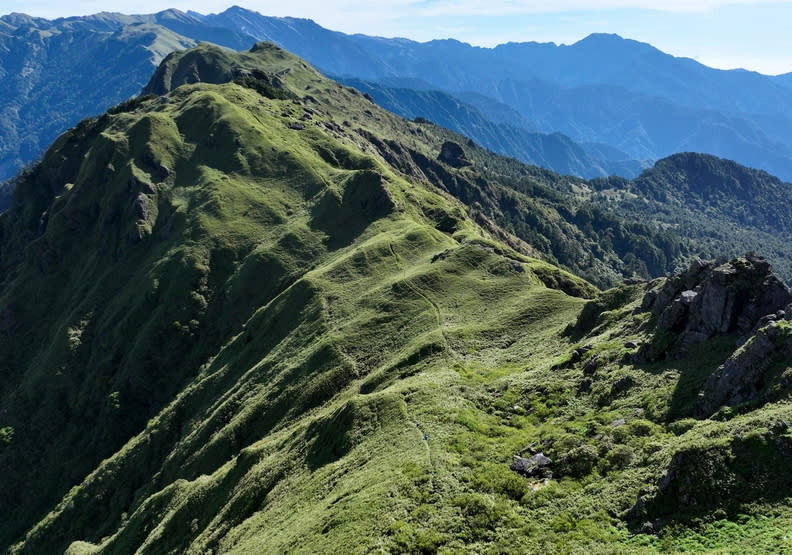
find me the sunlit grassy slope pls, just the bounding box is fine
[2,42,792,553]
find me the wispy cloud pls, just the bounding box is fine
[7,0,791,19]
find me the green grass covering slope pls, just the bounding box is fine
[0,43,589,552]
[139,42,691,290]
[2,42,792,554]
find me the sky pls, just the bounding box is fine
[4,1,792,75]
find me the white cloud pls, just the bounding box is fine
[438,0,782,15]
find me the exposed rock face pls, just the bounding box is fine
[510,453,553,479]
[637,254,792,417]
[640,254,791,359]
[697,321,792,416]
[133,193,150,221]
[438,141,471,168]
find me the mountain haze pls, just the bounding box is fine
[4,6,791,188]
[204,7,792,181]
[0,8,648,188]
[0,9,257,184]
[336,77,648,179]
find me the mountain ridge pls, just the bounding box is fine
[3,40,792,554]
[202,7,792,180]
[0,8,650,186]
[0,40,594,552]
[0,9,259,184]
[334,77,648,179]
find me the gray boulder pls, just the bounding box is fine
[510,453,553,478]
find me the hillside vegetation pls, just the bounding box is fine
[0,9,256,184]
[0,14,192,182]
[206,7,792,182]
[1,42,792,554]
[587,153,792,282]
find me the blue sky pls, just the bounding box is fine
[4,1,792,75]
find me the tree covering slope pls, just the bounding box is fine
[586,152,792,283]
[2,42,792,554]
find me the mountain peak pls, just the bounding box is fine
[0,12,49,27]
[215,5,318,26]
[577,32,625,42]
[572,32,657,54]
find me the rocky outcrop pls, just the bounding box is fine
[635,254,792,417]
[696,320,792,416]
[438,141,471,168]
[510,453,553,479]
[639,254,791,360]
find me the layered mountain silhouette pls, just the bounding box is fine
[335,77,648,179]
[4,6,792,188]
[0,10,256,183]
[204,7,792,181]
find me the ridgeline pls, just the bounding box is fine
[1,42,792,553]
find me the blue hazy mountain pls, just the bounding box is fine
[204,7,792,180]
[0,10,257,184]
[2,5,791,186]
[337,77,648,178]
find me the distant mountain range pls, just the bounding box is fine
[2,6,791,186]
[335,78,648,179]
[0,9,257,184]
[201,7,792,181]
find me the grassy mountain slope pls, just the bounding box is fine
[0,41,593,552]
[204,7,792,181]
[336,77,647,179]
[139,45,691,289]
[3,42,792,554]
[0,9,256,185]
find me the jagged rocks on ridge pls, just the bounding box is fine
[639,253,791,359]
[634,253,792,416]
